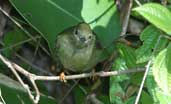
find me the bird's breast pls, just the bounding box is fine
[57,35,94,72]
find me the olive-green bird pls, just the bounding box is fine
[55,22,106,73]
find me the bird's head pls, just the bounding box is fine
[73,23,95,48]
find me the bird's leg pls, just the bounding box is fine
[90,68,97,80]
[59,72,67,82]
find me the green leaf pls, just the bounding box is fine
[0,73,56,104]
[136,25,160,63]
[117,43,137,68]
[125,96,136,104]
[2,28,28,57]
[130,73,144,86]
[112,57,129,82]
[133,3,171,35]
[152,43,171,94]
[98,95,110,104]
[146,74,171,104]
[109,83,124,104]
[110,57,129,104]
[140,91,153,104]
[9,0,121,56]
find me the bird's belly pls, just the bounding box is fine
[58,41,93,72]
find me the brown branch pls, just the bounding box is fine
[35,68,144,81]
[120,0,133,37]
[0,54,39,104]
[0,53,145,103]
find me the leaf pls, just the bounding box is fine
[133,3,171,35]
[0,73,56,104]
[112,57,129,82]
[98,95,110,104]
[140,91,153,104]
[130,73,144,86]
[109,83,124,104]
[9,0,121,56]
[117,43,137,68]
[125,96,136,104]
[73,86,86,104]
[110,57,129,104]
[2,27,28,57]
[136,25,160,63]
[146,74,171,104]
[152,43,171,94]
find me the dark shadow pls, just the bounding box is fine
[92,5,121,55]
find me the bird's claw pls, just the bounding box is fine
[90,69,96,80]
[60,72,67,82]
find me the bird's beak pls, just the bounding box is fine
[80,37,86,43]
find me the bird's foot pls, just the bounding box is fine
[59,72,67,82]
[90,69,97,80]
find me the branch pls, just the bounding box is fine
[0,54,39,104]
[120,0,133,37]
[0,53,145,103]
[0,6,50,56]
[34,68,144,81]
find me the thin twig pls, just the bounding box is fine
[134,60,152,104]
[120,0,133,36]
[0,88,6,104]
[27,37,40,71]
[134,36,162,104]
[0,54,39,104]
[0,36,40,52]
[0,54,145,80]
[0,6,50,56]
[134,0,142,6]
[59,80,80,104]
[15,54,53,75]
[35,68,144,80]
[0,53,145,103]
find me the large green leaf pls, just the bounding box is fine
[152,43,171,94]
[136,25,160,63]
[146,74,171,104]
[9,0,121,56]
[133,3,171,35]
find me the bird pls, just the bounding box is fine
[55,22,106,81]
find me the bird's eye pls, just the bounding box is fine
[74,29,78,35]
[88,35,92,39]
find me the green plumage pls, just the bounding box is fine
[55,23,105,72]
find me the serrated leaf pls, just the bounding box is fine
[133,3,171,35]
[146,74,171,104]
[9,0,121,56]
[136,25,160,63]
[152,43,171,94]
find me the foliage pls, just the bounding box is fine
[0,0,171,104]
